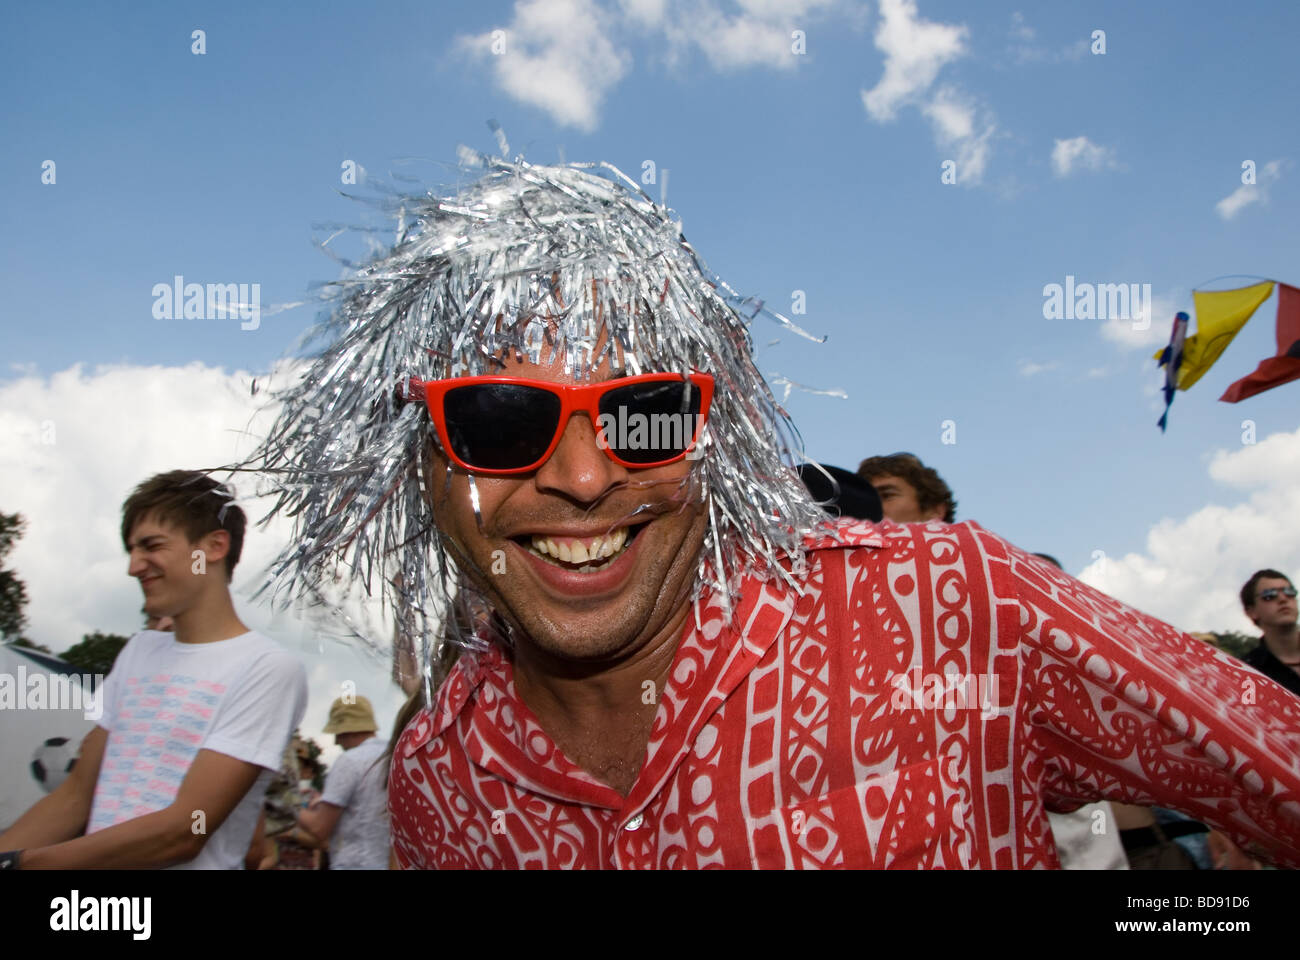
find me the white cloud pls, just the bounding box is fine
[861,0,967,121]
[691,3,808,71]
[460,0,840,129]
[1216,159,1285,220]
[1017,359,1058,377]
[459,0,631,132]
[0,363,407,751]
[618,0,667,26]
[1006,12,1089,64]
[922,85,995,183]
[1077,426,1300,634]
[859,1,993,185]
[1099,290,1178,349]
[1051,135,1119,178]
[1009,11,1034,43]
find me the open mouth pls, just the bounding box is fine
[516,523,646,574]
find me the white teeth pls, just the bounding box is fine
[605,527,627,556]
[528,527,631,568]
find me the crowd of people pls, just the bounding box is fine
[1,158,1297,871]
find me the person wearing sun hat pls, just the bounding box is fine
[290,695,390,869]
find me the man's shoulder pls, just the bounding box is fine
[114,629,170,662]
[799,517,1003,563]
[337,736,385,768]
[1242,641,1290,684]
[229,631,306,676]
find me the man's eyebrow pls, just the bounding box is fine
[128,534,168,549]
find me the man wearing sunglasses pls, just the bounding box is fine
[1241,570,1300,698]
[244,156,1300,869]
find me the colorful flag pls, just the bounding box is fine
[1174,281,1275,390]
[1220,283,1300,402]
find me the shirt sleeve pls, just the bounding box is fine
[202,646,308,773]
[319,748,360,809]
[1001,541,1300,866]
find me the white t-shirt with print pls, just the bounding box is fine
[319,735,390,869]
[87,629,307,870]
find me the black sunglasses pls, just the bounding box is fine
[1257,586,1297,602]
[408,373,714,475]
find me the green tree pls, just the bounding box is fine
[8,636,52,654]
[0,512,30,641]
[60,631,130,675]
[1209,631,1259,661]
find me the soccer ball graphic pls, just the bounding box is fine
[31,736,78,793]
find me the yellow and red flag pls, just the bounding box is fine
[1220,283,1300,402]
[1153,281,1275,390]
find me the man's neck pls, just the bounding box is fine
[511,600,692,796]
[171,590,249,645]
[1263,625,1300,665]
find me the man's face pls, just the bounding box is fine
[1247,577,1298,631]
[126,514,210,619]
[425,349,709,664]
[868,473,945,523]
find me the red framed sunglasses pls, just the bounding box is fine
[408,372,715,475]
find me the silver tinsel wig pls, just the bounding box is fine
[239,150,835,698]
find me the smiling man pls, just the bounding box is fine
[241,156,1300,870]
[0,471,306,869]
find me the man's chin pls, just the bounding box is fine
[526,629,643,665]
[499,596,654,663]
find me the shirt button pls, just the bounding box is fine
[625,813,644,831]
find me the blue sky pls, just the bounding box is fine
[4,0,1299,741]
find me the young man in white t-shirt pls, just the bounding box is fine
[0,470,307,870]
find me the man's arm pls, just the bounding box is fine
[244,807,268,870]
[293,801,344,849]
[995,536,1300,865]
[0,725,107,850]
[15,748,263,869]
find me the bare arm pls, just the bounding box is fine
[293,801,344,849]
[0,726,107,850]
[17,748,263,869]
[244,807,268,870]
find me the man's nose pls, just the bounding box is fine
[127,550,147,577]
[533,413,625,502]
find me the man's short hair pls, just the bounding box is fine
[857,453,957,522]
[1240,569,1294,610]
[120,470,245,581]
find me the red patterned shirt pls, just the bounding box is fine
[390,520,1300,868]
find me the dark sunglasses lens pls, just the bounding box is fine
[597,380,702,464]
[1260,587,1297,600]
[443,384,560,470]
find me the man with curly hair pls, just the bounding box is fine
[858,452,956,523]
